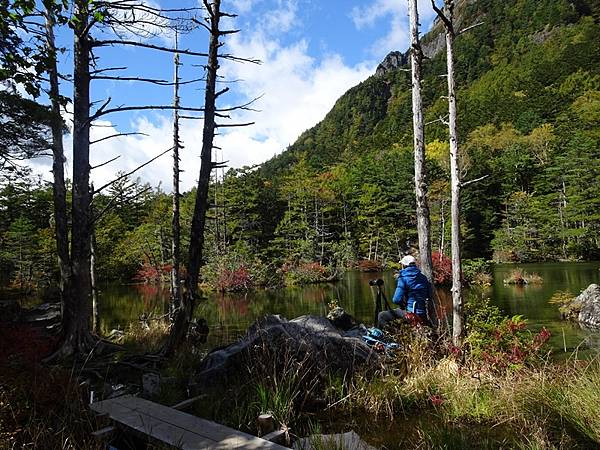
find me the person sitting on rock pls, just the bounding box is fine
[377,255,437,329]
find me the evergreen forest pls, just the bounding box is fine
[2,0,600,293]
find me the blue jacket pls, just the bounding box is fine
[392,265,432,316]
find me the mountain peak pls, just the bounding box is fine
[375,51,409,76]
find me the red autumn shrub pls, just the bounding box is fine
[432,251,452,285]
[280,261,329,285]
[357,259,382,272]
[216,265,253,292]
[134,262,171,283]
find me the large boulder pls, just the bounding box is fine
[194,315,378,391]
[577,284,600,329]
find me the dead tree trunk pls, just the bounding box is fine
[409,0,437,328]
[59,0,95,355]
[432,0,464,345]
[162,0,222,355]
[45,6,71,318]
[91,229,100,334]
[409,0,434,282]
[171,48,182,316]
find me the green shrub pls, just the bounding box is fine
[462,258,493,286]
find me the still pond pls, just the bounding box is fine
[98,262,600,356]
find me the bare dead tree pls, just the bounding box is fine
[44,4,71,326]
[46,0,211,359]
[408,0,437,330]
[170,43,183,318]
[162,0,259,356]
[431,0,463,345]
[91,226,100,334]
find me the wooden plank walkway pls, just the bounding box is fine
[91,395,288,449]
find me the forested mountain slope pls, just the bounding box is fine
[246,0,600,263]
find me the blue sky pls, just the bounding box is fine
[31,0,438,191]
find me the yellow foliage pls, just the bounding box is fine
[426,139,450,169]
[466,123,523,152]
[525,123,556,164]
[571,90,600,125]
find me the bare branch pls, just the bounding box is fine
[90,132,149,145]
[93,147,173,194]
[425,117,446,126]
[215,87,229,98]
[430,0,454,34]
[92,104,205,120]
[92,39,209,57]
[93,75,170,84]
[90,155,121,170]
[180,115,204,120]
[92,97,113,120]
[219,29,240,36]
[218,54,261,64]
[216,94,263,113]
[191,17,211,33]
[215,122,254,128]
[92,75,204,86]
[458,22,484,36]
[90,66,127,75]
[461,174,489,188]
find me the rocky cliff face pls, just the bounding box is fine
[375,50,409,76]
[375,0,479,76]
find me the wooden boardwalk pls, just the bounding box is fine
[91,395,288,449]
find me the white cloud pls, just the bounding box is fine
[28,0,375,192]
[28,104,204,192]
[230,0,263,14]
[350,0,437,57]
[210,1,373,175]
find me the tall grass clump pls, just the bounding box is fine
[191,338,329,436]
[503,268,543,285]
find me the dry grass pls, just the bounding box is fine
[120,320,171,354]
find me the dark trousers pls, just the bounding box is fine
[377,308,429,329]
[377,308,407,329]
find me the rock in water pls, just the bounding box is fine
[195,315,377,391]
[577,284,600,329]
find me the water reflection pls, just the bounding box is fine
[98,262,600,353]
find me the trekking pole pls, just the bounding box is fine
[369,278,384,327]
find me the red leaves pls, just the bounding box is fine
[432,251,452,285]
[429,394,445,406]
[216,264,253,292]
[357,259,382,272]
[134,262,171,283]
[477,320,551,372]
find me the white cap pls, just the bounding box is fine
[400,255,416,266]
